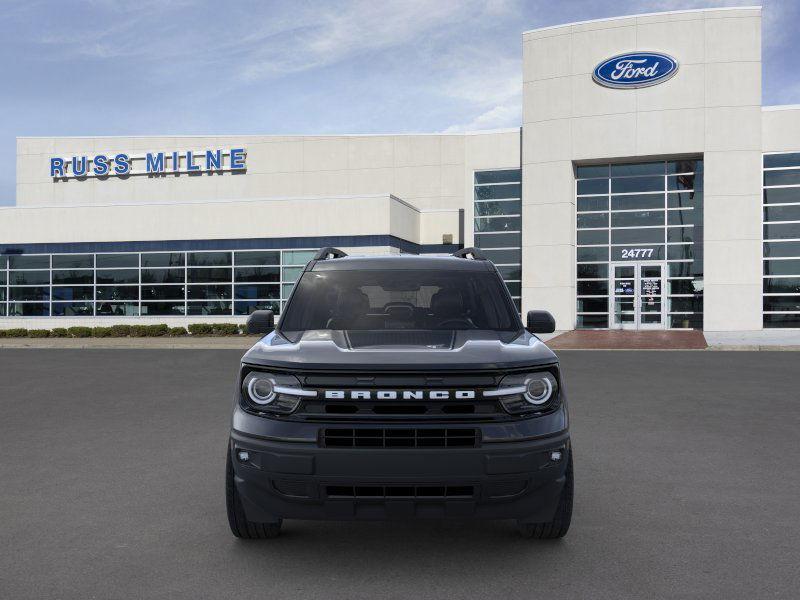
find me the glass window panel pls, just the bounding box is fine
[474,170,520,184]
[765,205,800,222]
[474,200,521,216]
[577,246,609,262]
[187,301,232,315]
[474,232,521,248]
[763,259,800,276]
[474,216,520,232]
[96,269,138,284]
[576,165,608,179]
[576,179,608,195]
[611,194,664,210]
[667,245,694,261]
[764,170,800,187]
[482,249,521,264]
[669,297,703,312]
[764,314,800,327]
[577,197,608,212]
[0,255,6,269]
[764,153,800,169]
[140,302,185,316]
[670,314,703,329]
[234,251,280,266]
[52,302,93,317]
[141,268,185,284]
[282,283,295,299]
[668,262,696,277]
[577,230,608,245]
[611,176,663,194]
[282,266,304,282]
[95,286,139,301]
[667,191,702,209]
[234,284,280,300]
[667,209,698,226]
[283,250,316,265]
[0,288,4,301]
[577,264,608,279]
[611,210,664,228]
[96,302,139,316]
[10,287,50,301]
[9,255,49,269]
[611,162,664,177]
[667,227,694,243]
[235,300,281,315]
[763,241,800,258]
[474,184,521,200]
[187,251,232,266]
[141,253,185,268]
[668,279,703,295]
[667,160,702,174]
[763,278,800,294]
[8,302,49,316]
[577,315,608,328]
[497,266,521,280]
[611,228,664,244]
[667,174,700,191]
[187,267,231,283]
[234,266,280,282]
[577,281,608,295]
[187,284,233,300]
[611,246,665,261]
[763,296,800,312]
[52,254,93,269]
[53,286,94,301]
[764,223,800,240]
[0,272,5,286]
[0,304,5,316]
[96,254,138,268]
[504,282,521,296]
[763,187,800,204]
[141,285,185,300]
[10,270,50,285]
[577,213,608,228]
[577,298,608,312]
[52,270,93,284]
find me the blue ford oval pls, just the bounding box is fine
[593,52,678,89]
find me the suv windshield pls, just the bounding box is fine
[279,269,521,336]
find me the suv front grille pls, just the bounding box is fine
[321,427,479,448]
[325,484,475,499]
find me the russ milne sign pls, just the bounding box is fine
[593,52,678,89]
[50,148,246,179]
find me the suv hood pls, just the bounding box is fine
[242,329,557,371]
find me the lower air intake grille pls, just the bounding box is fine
[326,485,475,499]
[322,428,479,448]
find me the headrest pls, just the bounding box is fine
[430,288,463,317]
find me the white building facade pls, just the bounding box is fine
[2,6,799,332]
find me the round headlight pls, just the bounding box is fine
[247,376,276,405]
[524,375,553,405]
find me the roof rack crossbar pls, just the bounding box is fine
[452,247,486,260]
[313,247,348,261]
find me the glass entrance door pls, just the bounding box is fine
[611,262,666,330]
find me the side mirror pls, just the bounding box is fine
[247,310,275,335]
[526,310,555,334]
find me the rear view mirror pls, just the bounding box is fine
[247,310,275,335]
[526,310,555,334]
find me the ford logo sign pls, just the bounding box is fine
[593,52,678,89]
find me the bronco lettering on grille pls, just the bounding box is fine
[323,390,476,400]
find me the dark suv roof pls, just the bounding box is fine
[310,254,494,272]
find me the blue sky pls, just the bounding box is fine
[1,0,798,206]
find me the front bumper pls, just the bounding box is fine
[230,408,570,522]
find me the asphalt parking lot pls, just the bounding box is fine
[1,349,798,599]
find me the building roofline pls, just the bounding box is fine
[522,5,761,36]
[763,104,800,112]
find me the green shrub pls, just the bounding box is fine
[147,324,169,337]
[50,328,69,338]
[167,326,188,336]
[28,329,51,338]
[212,323,239,336]
[109,324,132,337]
[67,326,92,338]
[129,325,149,337]
[92,327,113,338]
[237,323,249,335]
[0,330,6,338]
[5,328,29,337]
[188,323,214,336]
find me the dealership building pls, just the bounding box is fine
[2,6,800,333]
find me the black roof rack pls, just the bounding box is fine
[452,247,486,260]
[313,247,348,261]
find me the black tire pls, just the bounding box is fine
[517,451,573,539]
[226,452,282,539]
